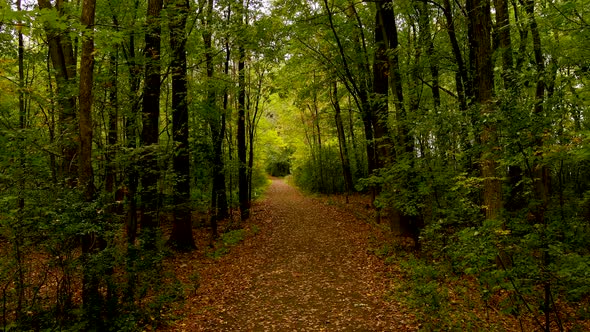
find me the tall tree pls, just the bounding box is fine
[141,0,164,247]
[207,0,229,238]
[37,0,78,184]
[78,0,101,326]
[237,0,250,221]
[167,0,195,250]
[122,0,142,245]
[469,0,502,220]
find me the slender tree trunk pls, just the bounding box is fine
[15,0,26,321]
[78,0,101,327]
[167,0,195,250]
[419,0,441,110]
[237,1,250,221]
[331,81,353,198]
[373,0,392,169]
[523,1,552,328]
[494,0,515,88]
[208,0,228,239]
[124,0,141,245]
[105,51,118,195]
[141,0,164,247]
[324,0,376,177]
[38,0,78,184]
[442,0,470,111]
[248,70,263,201]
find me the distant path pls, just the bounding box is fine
[165,179,415,331]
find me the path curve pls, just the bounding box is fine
[165,179,415,331]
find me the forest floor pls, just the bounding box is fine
[159,178,418,331]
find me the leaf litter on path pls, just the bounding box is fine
[160,179,417,331]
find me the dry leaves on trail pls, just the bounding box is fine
[160,179,416,331]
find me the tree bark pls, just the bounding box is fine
[373,0,393,169]
[167,0,195,250]
[469,0,502,220]
[78,0,101,326]
[140,0,164,247]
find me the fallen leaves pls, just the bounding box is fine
[159,179,417,331]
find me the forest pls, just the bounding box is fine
[0,0,589,330]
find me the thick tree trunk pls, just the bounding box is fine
[469,0,502,220]
[140,0,164,247]
[167,0,195,250]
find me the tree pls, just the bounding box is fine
[206,0,229,238]
[237,0,250,221]
[78,0,101,325]
[330,80,353,198]
[469,0,502,221]
[140,0,164,247]
[167,0,195,250]
[37,0,78,184]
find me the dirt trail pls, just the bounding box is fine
[165,179,415,331]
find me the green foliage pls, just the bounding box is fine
[207,229,246,259]
[292,146,350,194]
[265,146,293,177]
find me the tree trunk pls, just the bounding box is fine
[105,51,118,195]
[373,0,392,169]
[248,69,264,200]
[123,0,141,245]
[78,0,101,327]
[324,0,376,177]
[208,0,228,239]
[331,81,353,197]
[523,1,552,328]
[237,0,250,221]
[419,0,441,110]
[141,0,164,248]
[167,0,195,250]
[79,0,96,206]
[37,0,78,185]
[469,0,502,220]
[442,0,470,111]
